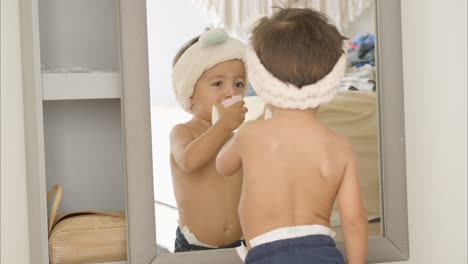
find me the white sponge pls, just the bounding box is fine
[212,96,272,126]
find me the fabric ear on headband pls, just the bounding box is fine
[199,28,229,46]
[172,29,247,113]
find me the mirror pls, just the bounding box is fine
[147,0,380,253]
[119,0,408,263]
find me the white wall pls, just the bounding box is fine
[383,0,467,263]
[1,0,31,263]
[147,0,207,207]
[344,0,376,38]
[147,0,209,106]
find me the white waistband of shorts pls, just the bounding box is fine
[250,225,336,248]
[180,225,218,248]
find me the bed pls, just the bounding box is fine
[317,91,381,238]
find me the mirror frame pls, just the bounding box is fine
[119,0,409,263]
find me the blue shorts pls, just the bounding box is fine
[174,227,244,252]
[245,234,345,264]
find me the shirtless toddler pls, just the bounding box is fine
[170,29,248,252]
[217,8,368,264]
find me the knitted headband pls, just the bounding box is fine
[245,45,346,109]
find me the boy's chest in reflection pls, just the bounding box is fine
[174,159,242,196]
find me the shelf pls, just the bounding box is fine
[42,72,121,100]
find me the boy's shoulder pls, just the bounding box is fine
[170,122,195,141]
[170,122,191,133]
[233,120,269,143]
[236,120,263,135]
[171,119,203,131]
[324,127,354,156]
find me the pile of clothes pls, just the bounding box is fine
[347,33,375,68]
[339,64,376,92]
[339,33,376,92]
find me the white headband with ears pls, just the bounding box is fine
[172,29,247,113]
[245,45,347,109]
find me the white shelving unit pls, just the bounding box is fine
[42,72,122,100]
[39,0,125,211]
[24,0,128,263]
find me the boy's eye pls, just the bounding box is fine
[211,81,222,87]
[235,82,245,88]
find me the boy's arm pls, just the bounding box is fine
[170,123,233,173]
[216,128,243,177]
[337,147,368,264]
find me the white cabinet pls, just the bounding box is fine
[39,0,125,213]
[42,99,125,212]
[38,0,120,71]
[25,0,127,263]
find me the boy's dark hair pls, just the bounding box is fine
[172,35,200,67]
[251,8,347,88]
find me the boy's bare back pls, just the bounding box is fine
[231,109,365,248]
[170,119,243,246]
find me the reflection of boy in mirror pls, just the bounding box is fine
[170,28,248,252]
[217,8,368,264]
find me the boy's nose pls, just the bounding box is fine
[224,85,237,97]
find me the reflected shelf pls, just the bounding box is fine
[42,72,122,100]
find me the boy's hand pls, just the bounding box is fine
[215,99,248,131]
